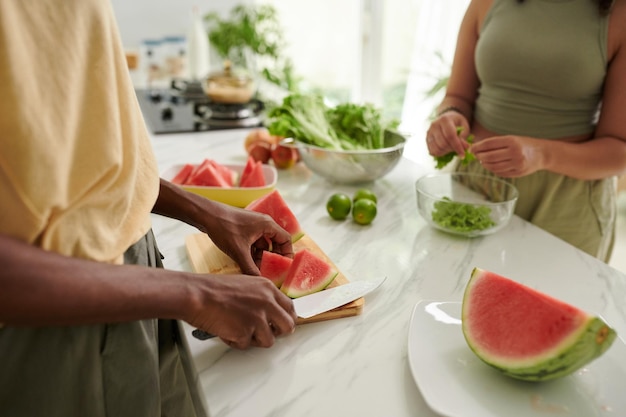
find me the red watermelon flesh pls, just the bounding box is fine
[187,159,210,182]
[239,158,266,187]
[207,159,235,186]
[171,163,194,185]
[259,250,293,287]
[462,267,616,381]
[280,249,338,298]
[185,159,236,187]
[246,190,304,242]
[187,162,231,187]
[240,156,256,184]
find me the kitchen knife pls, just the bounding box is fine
[191,276,386,340]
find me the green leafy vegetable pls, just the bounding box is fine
[267,94,343,149]
[433,127,476,169]
[326,103,399,150]
[266,93,399,151]
[434,153,456,170]
[431,197,495,233]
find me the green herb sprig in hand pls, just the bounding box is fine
[433,127,476,169]
[431,197,495,233]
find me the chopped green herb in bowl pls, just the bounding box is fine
[415,173,518,237]
[431,197,495,233]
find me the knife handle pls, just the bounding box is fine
[191,329,216,340]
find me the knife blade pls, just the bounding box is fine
[293,276,386,318]
[191,276,386,340]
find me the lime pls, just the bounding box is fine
[326,193,352,220]
[352,199,377,225]
[353,188,378,204]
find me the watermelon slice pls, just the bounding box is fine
[187,159,234,188]
[171,163,194,185]
[239,157,266,187]
[207,159,236,187]
[186,159,210,182]
[240,156,256,184]
[259,250,293,287]
[246,190,304,242]
[280,249,338,298]
[462,267,616,382]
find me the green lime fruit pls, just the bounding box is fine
[352,199,377,225]
[353,188,378,204]
[326,193,352,220]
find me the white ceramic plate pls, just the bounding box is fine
[407,301,626,417]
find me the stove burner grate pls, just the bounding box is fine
[136,82,265,134]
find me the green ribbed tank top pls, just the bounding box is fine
[475,0,609,138]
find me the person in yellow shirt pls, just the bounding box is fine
[0,1,296,416]
[426,0,626,261]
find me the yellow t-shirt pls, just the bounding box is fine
[0,0,159,264]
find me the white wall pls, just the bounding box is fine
[110,0,247,48]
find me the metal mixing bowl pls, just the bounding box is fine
[284,130,406,184]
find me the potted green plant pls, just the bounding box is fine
[204,4,300,94]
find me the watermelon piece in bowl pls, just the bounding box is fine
[280,248,338,298]
[461,267,617,382]
[162,162,277,208]
[187,159,233,188]
[239,156,266,188]
[246,189,305,242]
[171,163,195,185]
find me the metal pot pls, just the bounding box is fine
[202,60,255,104]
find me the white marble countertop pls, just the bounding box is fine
[149,128,626,417]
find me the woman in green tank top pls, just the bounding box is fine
[425,0,626,262]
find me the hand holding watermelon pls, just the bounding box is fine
[194,200,295,277]
[154,180,301,349]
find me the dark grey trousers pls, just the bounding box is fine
[0,230,208,417]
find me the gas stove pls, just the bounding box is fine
[135,79,264,134]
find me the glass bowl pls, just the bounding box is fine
[415,172,519,237]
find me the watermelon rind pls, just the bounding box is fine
[462,267,617,382]
[280,249,338,298]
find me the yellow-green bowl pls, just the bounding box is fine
[162,163,277,208]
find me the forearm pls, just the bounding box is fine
[0,234,197,326]
[436,95,474,122]
[152,178,227,234]
[543,136,626,180]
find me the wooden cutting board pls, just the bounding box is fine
[185,233,364,324]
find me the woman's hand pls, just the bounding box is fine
[426,111,472,158]
[471,135,545,178]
